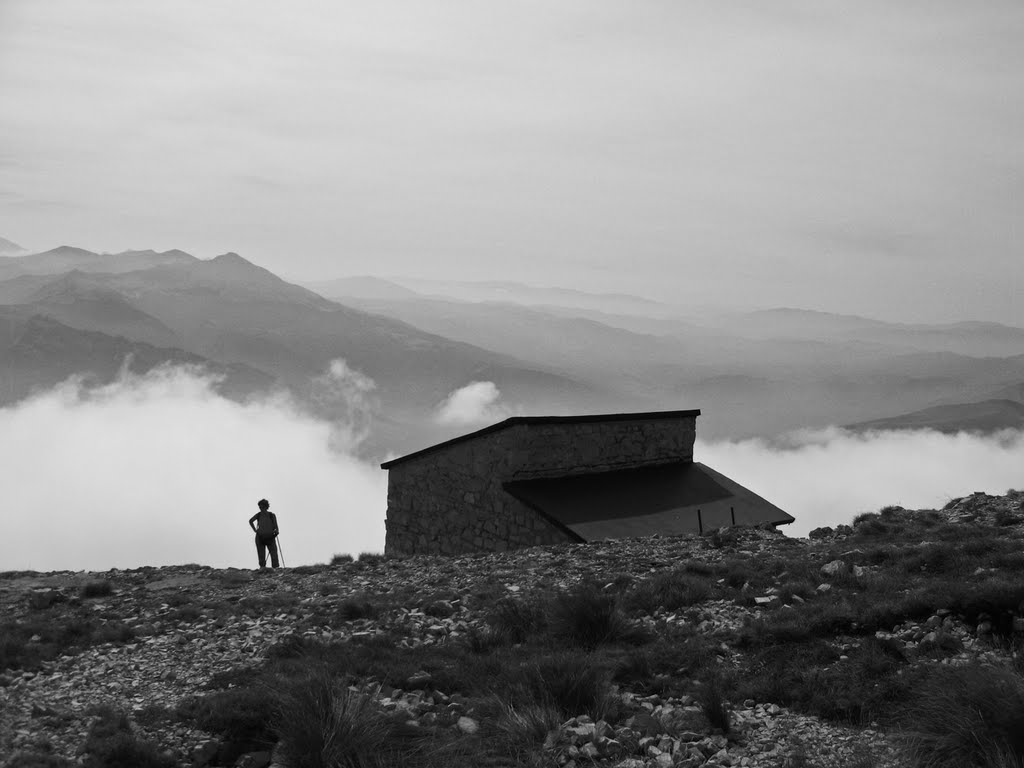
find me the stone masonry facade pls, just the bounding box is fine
[383,413,697,557]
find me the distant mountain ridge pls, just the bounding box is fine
[0,307,271,404]
[0,245,197,281]
[0,246,605,455]
[5,243,1024,449]
[847,399,1024,434]
[0,236,25,255]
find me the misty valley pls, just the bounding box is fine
[3,243,1024,460]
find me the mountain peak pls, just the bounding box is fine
[39,245,101,259]
[0,236,24,254]
[211,252,247,263]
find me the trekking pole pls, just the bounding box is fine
[276,534,286,567]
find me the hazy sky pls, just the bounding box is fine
[1,1,1022,323]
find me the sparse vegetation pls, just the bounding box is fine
[80,580,113,599]
[337,596,378,622]
[81,706,175,768]
[624,567,713,613]
[6,499,1024,766]
[272,670,422,768]
[547,582,637,649]
[902,664,1024,768]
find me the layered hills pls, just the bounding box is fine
[3,239,1024,457]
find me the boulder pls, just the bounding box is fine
[821,560,848,577]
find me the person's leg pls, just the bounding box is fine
[256,535,267,568]
[268,538,280,568]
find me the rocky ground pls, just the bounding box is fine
[2,491,1023,768]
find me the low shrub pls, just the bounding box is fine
[490,699,562,749]
[80,581,113,599]
[777,580,817,605]
[625,570,712,614]
[176,685,276,752]
[82,706,175,768]
[357,553,386,565]
[518,653,618,722]
[337,598,377,622]
[902,664,1024,768]
[266,634,314,660]
[422,600,459,618]
[330,553,354,565]
[732,637,918,725]
[290,565,328,576]
[548,584,637,650]
[699,670,731,734]
[27,591,66,610]
[166,605,202,623]
[487,598,546,644]
[612,636,717,694]
[465,626,505,654]
[1,614,136,672]
[899,542,966,575]
[272,670,421,768]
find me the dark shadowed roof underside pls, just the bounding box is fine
[504,461,794,541]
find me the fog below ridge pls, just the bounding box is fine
[4,366,1024,570]
[2,366,386,572]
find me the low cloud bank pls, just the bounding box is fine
[7,374,1023,571]
[698,427,1024,537]
[434,381,510,426]
[2,364,387,571]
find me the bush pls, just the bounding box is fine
[548,584,635,650]
[27,591,65,610]
[518,653,618,722]
[699,670,731,734]
[272,671,421,768]
[902,664,1024,768]
[176,685,277,751]
[489,699,562,755]
[80,581,113,599]
[267,634,314,660]
[612,636,717,694]
[853,514,890,536]
[337,598,377,622]
[82,706,175,768]
[330,554,354,565]
[899,543,966,575]
[465,626,504,654]
[625,570,712,614]
[487,598,546,645]
[357,553,386,565]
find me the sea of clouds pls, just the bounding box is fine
[4,372,1024,570]
[2,363,386,572]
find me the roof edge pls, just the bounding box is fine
[380,409,701,469]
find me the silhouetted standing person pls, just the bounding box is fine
[249,498,280,569]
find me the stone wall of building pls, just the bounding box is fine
[384,414,697,557]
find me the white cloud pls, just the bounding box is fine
[310,358,378,452]
[433,381,510,426]
[1,364,387,571]
[698,427,1024,537]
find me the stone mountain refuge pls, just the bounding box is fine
[381,410,793,556]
